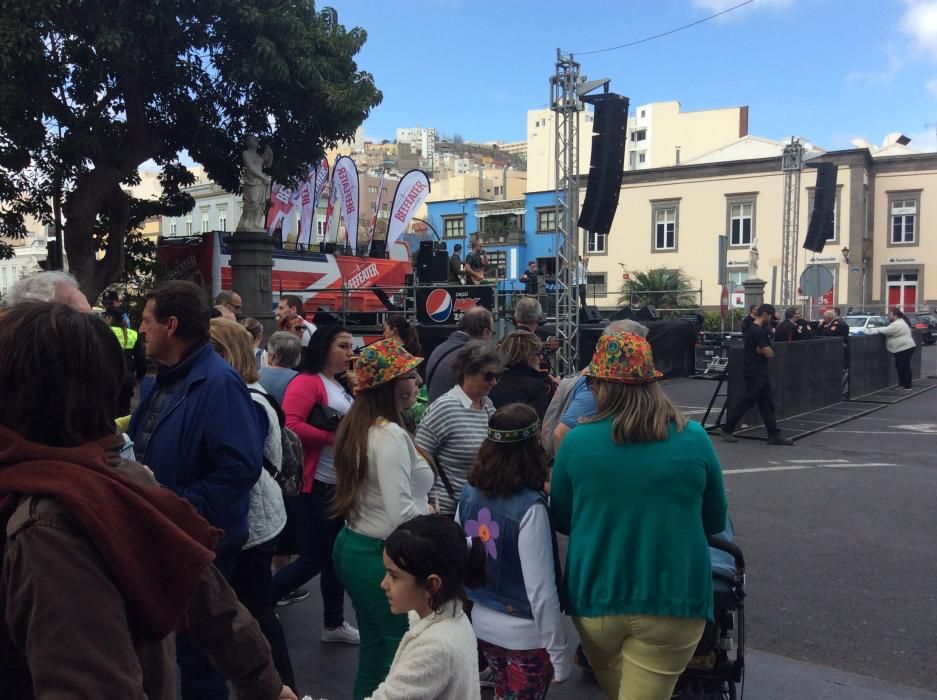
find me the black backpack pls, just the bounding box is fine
[249,389,305,497]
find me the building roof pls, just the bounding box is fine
[684,135,824,165]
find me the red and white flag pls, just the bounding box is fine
[367,168,386,246]
[296,165,318,247]
[265,183,295,237]
[308,157,330,244]
[333,156,360,254]
[386,169,431,249]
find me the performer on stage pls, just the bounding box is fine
[519,261,542,296]
[463,238,488,285]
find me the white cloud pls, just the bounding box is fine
[846,52,903,86]
[691,0,793,15]
[901,1,937,60]
[907,128,937,152]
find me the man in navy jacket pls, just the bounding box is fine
[130,280,263,699]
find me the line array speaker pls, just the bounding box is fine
[578,92,630,235]
[802,162,837,253]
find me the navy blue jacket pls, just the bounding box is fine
[129,343,263,544]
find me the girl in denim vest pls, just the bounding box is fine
[456,403,571,699]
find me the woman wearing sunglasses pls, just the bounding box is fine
[415,341,502,516]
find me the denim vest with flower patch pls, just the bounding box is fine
[458,484,559,620]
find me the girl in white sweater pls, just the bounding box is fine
[367,514,487,700]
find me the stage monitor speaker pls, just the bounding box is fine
[610,307,635,321]
[417,242,448,283]
[636,305,660,322]
[578,93,629,235]
[803,162,837,253]
[579,305,603,323]
[369,240,387,258]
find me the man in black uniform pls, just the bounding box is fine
[721,304,794,445]
[448,243,463,283]
[519,261,542,295]
[775,307,806,342]
[740,304,758,334]
[817,309,850,396]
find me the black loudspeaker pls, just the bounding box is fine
[416,241,447,283]
[579,305,602,323]
[803,162,837,253]
[636,305,660,322]
[369,240,387,258]
[578,93,630,235]
[610,306,635,321]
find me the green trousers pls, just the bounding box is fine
[333,526,409,700]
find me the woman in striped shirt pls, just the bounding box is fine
[415,341,502,515]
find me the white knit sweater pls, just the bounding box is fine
[366,603,481,700]
[868,318,915,354]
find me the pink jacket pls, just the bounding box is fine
[282,373,335,493]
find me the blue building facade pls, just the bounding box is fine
[425,190,559,294]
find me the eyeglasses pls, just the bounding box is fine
[483,371,501,383]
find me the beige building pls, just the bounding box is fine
[426,169,527,204]
[583,140,937,313]
[527,101,749,193]
[627,101,749,170]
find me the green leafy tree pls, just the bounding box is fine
[618,267,698,311]
[0,1,381,301]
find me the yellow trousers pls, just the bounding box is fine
[573,614,706,700]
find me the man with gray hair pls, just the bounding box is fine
[259,331,302,405]
[551,318,649,451]
[6,271,92,312]
[425,305,495,402]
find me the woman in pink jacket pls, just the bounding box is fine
[273,325,360,645]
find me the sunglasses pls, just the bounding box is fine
[482,371,501,383]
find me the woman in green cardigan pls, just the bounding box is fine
[550,332,728,700]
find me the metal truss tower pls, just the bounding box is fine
[780,139,805,306]
[551,50,581,375]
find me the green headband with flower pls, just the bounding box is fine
[487,420,540,444]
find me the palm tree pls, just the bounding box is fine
[618,267,698,310]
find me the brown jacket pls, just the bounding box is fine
[1,453,283,699]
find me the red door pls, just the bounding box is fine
[904,285,916,312]
[888,285,900,307]
[887,283,917,311]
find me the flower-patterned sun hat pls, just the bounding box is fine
[584,332,663,384]
[354,338,423,394]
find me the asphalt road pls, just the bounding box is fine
[280,344,937,699]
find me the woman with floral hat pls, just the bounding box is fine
[550,332,728,700]
[456,403,571,699]
[331,339,434,700]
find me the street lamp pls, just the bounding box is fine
[841,246,850,264]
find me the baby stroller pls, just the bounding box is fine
[673,518,746,700]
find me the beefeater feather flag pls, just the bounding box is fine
[323,161,340,244]
[265,183,295,237]
[386,169,431,249]
[333,156,360,254]
[309,157,329,244]
[296,165,317,248]
[367,168,386,246]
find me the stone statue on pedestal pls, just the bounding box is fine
[235,135,273,233]
[747,237,759,279]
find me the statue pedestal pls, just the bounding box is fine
[228,231,275,336]
[742,277,766,311]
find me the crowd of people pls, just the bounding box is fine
[2,270,733,700]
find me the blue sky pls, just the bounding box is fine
[326,0,937,152]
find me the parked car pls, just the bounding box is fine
[904,312,937,345]
[842,315,888,336]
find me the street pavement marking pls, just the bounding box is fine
[724,460,897,475]
[892,423,937,433]
[827,429,937,435]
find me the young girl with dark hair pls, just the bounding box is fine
[275,325,359,643]
[367,514,486,700]
[383,313,422,357]
[456,403,571,698]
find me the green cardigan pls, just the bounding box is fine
[551,419,727,621]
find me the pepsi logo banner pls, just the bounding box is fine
[415,285,495,324]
